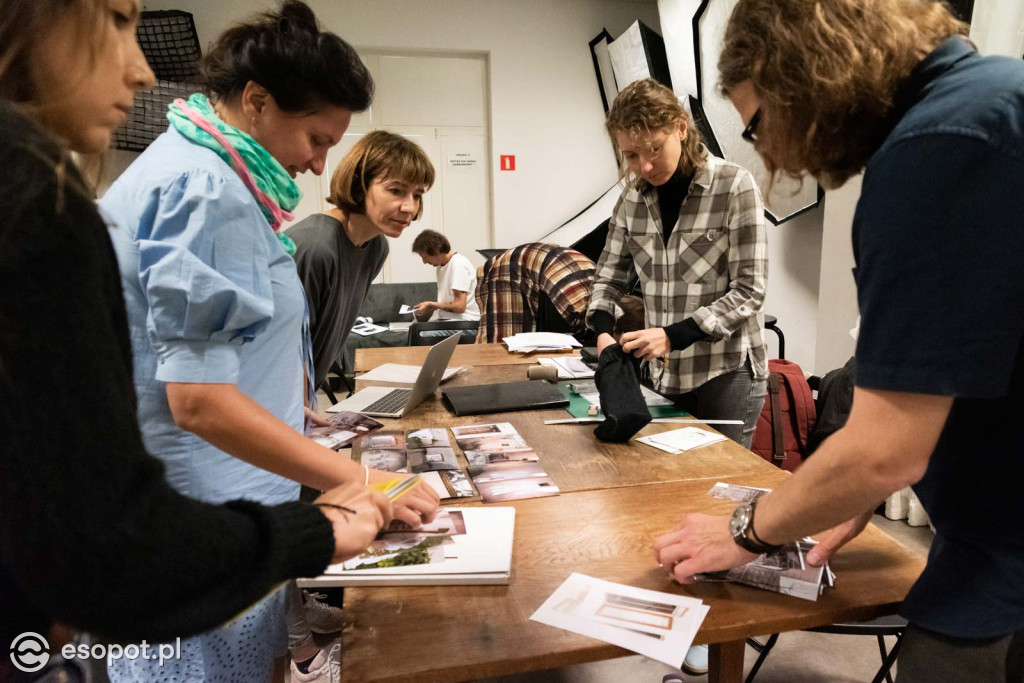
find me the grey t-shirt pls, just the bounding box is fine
[290,214,388,386]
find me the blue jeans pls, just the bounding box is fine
[666,361,767,449]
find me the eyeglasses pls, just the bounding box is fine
[741,108,761,143]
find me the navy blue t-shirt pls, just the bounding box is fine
[853,37,1024,639]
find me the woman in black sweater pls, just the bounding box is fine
[0,0,390,675]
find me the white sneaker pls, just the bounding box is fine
[682,644,709,675]
[290,644,341,683]
[303,590,345,634]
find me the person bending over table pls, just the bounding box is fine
[587,78,769,452]
[100,3,438,681]
[655,1,1024,680]
[475,242,596,343]
[0,1,390,682]
[291,130,436,387]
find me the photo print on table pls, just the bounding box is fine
[406,427,451,450]
[309,411,383,451]
[474,476,560,503]
[408,446,460,472]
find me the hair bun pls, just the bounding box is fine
[276,0,318,35]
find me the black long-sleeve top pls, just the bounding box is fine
[0,103,334,650]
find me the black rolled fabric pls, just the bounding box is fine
[593,344,651,442]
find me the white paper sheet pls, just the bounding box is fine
[531,573,708,668]
[637,427,726,453]
[357,363,463,384]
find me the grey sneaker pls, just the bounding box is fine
[290,644,341,683]
[682,644,709,675]
[303,590,345,634]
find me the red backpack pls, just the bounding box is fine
[751,359,816,471]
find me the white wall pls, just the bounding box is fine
[814,178,861,375]
[140,0,660,250]
[970,0,1024,57]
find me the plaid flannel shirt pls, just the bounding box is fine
[475,243,595,343]
[587,150,768,394]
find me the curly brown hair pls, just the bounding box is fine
[326,130,435,218]
[718,0,967,188]
[605,78,707,190]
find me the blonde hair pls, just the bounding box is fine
[605,78,707,190]
[326,130,435,219]
[719,0,967,188]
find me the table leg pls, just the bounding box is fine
[708,640,745,683]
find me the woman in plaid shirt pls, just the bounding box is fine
[588,78,769,452]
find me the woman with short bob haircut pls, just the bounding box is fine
[0,0,390,679]
[291,130,435,387]
[100,2,437,681]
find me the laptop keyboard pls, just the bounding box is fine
[362,388,412,415]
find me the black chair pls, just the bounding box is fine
[319,360,354,405]
[746,614,907,683]
[763,313,785,360]
[407,320,479,346]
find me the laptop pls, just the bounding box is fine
[441,380,569,416]
[328,333,461,418]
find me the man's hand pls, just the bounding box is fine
[413,301,436,320]
[652,513,757,584]
[621,327,671,361]
[806,509,874,567]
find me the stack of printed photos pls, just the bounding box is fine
[337,508,468,571]
[310,410,383,451]
[531,573,708,668]
[452,422,561,503]
[697,483,836,601]
[351,429,475,498]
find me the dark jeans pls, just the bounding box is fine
[898,623,1023,682]
[666,361,767,449]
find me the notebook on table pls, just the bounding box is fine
[442,380,569,416]
[328,333,460,418]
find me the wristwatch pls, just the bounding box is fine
[730,501,783,555]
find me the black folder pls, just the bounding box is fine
[441,381,569,416]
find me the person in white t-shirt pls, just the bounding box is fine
[411,229,481,322]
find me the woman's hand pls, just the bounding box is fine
[315,482,392,563]
[620,327,671,361]
[367,469,441,528]
[304,406,330,428]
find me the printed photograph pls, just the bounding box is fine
[465,449,540,466]
[408,447,460,472]
[341,510,466,571]
[476,476,560,503]
[457,433,530,453]
[359,448,407,473]
[442,469,476,498]
[310,411,383,450]
[451,422,515,439]
[467,460,548,484]
[359,430,406,450]
[406,428,451,449]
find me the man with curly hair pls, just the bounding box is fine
[653,1,1024,679]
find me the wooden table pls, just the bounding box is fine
[339,345,924,682]
[354,342,577,373]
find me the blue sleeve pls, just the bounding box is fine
[853,134,1024,397]
[137,170,274,384]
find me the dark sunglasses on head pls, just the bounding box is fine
[742,107,762,143]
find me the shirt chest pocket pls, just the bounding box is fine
[675,226,728,286]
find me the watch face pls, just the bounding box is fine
[730,504,752,538]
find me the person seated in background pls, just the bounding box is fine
[411,229,481,323]
[291,130,435,388]
[475,242,595,343]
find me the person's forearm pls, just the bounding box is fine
[433,300,466,314]
[167,384,365,491]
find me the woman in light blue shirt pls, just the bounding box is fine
[101,2,438,681]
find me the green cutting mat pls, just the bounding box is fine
[553,382,687,419]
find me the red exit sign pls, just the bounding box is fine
[500,155,516,171]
